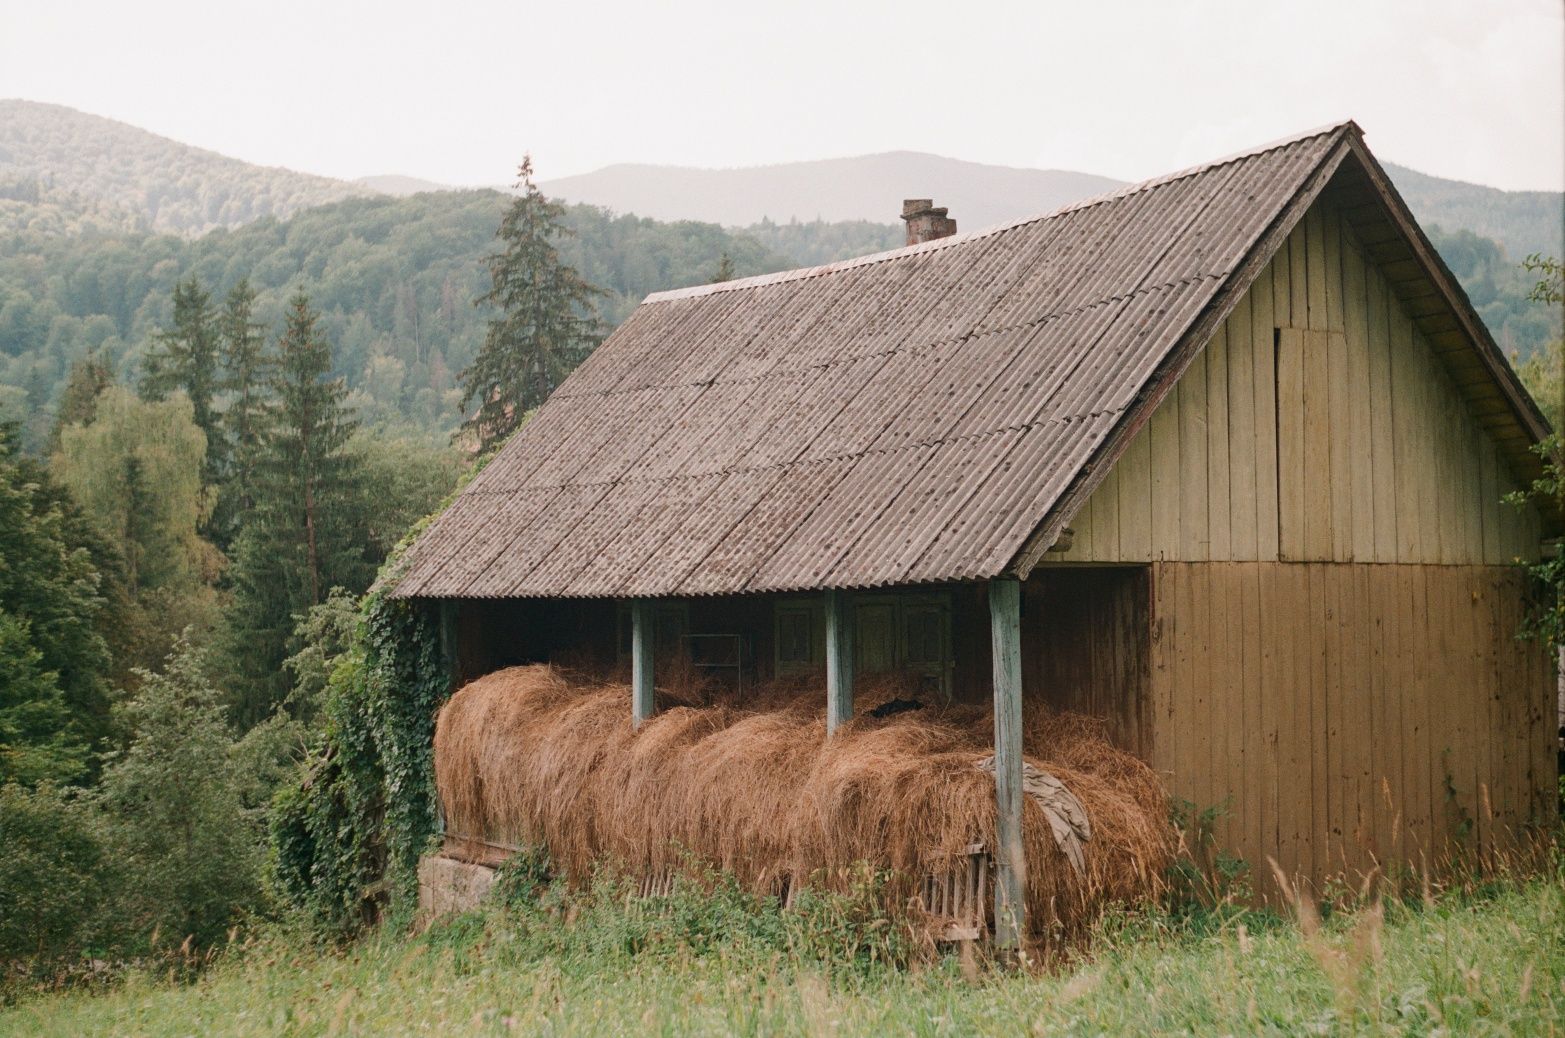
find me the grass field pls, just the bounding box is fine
[5,864,1563,1037]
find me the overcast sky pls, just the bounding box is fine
[3,0,1562,192]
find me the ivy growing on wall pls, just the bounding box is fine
[267,489,465,935]
[268,583,448,931]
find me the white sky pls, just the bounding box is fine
[3,0,1562,191]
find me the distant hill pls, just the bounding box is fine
[542,151,1564,268]
[354,174,453,197]
[539,152,1125,231]
[0,100,371,236]
[1381,162,1563,264]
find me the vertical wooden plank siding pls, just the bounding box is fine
[1057,202,1542,566]
[1275,329,1307,560]
[631,599,655,728]
[1148,561,1553,896]
[1040,194,1556,893]
[988,579,1026,950]
[825,589,854,735]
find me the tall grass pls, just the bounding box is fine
[5,849,1561,1036]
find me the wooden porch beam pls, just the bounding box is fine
[631,599,655,729]
[825,589,854,735]
[989,577,1026,952]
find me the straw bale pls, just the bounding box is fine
[433,664,1173,940]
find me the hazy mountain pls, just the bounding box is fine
[541,151,1563,268]
[354,174,453,197]
[0,99,369,236]
[539,152,1125,231]
[1381,162,1562,264]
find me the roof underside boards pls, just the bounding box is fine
[391,121,1548,600]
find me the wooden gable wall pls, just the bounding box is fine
[1055,197,1543,567]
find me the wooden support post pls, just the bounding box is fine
[825,589,854,735]
[631,599,655,729]
[989,577,1026,953]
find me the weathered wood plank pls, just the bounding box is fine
[1290,224,1310,328]
[1306,209,1328,330]
[1150,388,1181,561]
[1253,267,1280,561]
[1327,330,1355,560]
[988,578,1026,950]
[632,599,655,728]
[1117,425,1153,561]
[1343,235,1377,562]
[1276,329,1306,560]
[1179,349,1210,560]
[1365,256,1397,562]
[1226,299,1258,561]
[825,589,854,735]
[1207,326,1232,560]
[1303,332,1333,561]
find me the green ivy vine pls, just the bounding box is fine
[268,471,477,933]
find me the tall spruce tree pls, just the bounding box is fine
[460,156,602,452]
[224,293,367,725]
[141,277,223,487]
[213,279,271,544]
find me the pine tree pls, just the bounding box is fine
[710,252,736,283]
[460,156,602,452]
[224,293,367,725]
[141,277,223,486]
[214,280,271,544]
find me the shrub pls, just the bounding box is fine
[0,782,108,969]
[92,637,266,952]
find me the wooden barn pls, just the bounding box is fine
[391,122,1558,938]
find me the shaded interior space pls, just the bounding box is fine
[443,564,1152,750]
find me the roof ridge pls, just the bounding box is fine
[644,120,1358,305]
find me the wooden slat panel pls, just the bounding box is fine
[1290,224,1309,328]
[1149,561,1550,895]
[1343,234,1376,562]
[1277,329,1306,560]
[1327,329,1355,560]
[1179,349,1210,560]
[1207,324,1232,560]
[1254,268,1281,561]
[1303,332,1333,560]
[1227,297,1259,561]
[1366,255,1398,562]
[1150,389,1181,561]
[1324,208,1344,332]
[1117,424,1153,561]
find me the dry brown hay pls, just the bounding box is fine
[433,664,1173,941]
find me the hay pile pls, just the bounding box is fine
[434,664,1172,939]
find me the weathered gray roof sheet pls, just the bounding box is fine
[389,121,1548,600]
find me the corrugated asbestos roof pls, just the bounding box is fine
[390,121,1548,600]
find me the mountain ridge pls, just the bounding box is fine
[6,100,1558,263]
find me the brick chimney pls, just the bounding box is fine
[901,199,957,246]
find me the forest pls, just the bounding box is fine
[0,190,916,452]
